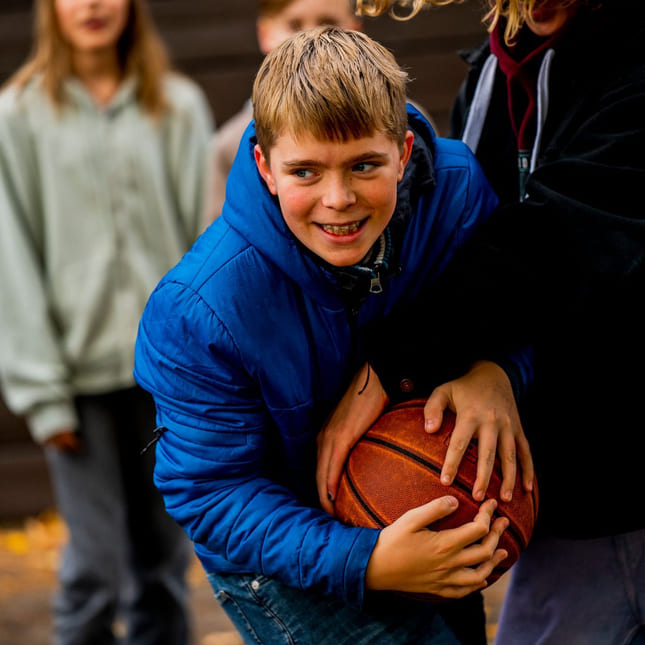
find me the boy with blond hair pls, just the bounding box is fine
[135,26,532,644]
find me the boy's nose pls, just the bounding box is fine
[321,176,357,210]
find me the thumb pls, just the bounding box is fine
[398,495,459,531]
[324,448,348,515]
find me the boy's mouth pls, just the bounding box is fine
[318,219,366,236]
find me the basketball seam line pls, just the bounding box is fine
[345,469,387,527]
[359,436,529,549]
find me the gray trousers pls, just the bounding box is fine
[45,387,191,645]
[497,529,645,645]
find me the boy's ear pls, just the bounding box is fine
[255,144,278,195]
[398,130,415,181]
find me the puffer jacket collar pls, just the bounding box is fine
[221,104,436,310]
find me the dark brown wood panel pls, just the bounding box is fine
[0,0,486,132]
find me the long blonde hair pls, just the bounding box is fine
[356,0,587,44]
[8,0,171,116]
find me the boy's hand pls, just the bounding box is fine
[424,360,534,502]
[365,497,508,597]
[316,362,389,515]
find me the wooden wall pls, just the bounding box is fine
[1,0,486,131]
[0,0,486,517]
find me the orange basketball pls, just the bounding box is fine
[334,399,538,595]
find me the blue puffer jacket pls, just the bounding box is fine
[134,105,505,608]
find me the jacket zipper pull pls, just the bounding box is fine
[369,271,383,294]
[518,149,530,202]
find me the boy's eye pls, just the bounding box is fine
[293,168,314,179]
[353,161,377,173]
[287,20,303,32]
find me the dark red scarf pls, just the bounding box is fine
[489,24,559,150]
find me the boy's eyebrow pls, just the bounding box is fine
[281,151,391,168]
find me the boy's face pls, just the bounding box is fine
[257,0,362,54]
[255,129,414,267]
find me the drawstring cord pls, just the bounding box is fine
[140,426,167,455]
[357,363,371,395]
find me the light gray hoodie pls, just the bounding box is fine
[0,74,212,443]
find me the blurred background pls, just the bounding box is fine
[0,0,487,522]
[0,1,501,643]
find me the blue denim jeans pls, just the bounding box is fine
[207,572,462,645]
[497,529,645,645]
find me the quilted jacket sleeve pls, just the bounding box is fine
[134,279,379,608]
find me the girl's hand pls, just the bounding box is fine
[424,361,534,502]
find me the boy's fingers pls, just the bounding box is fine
[399,495,459,531]
[471,547,509,583]
[470,498,498,529]
[315,435,335,514]
[324,447,347,510]
[434,498,500,550]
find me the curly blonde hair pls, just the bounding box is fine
[356,0,588,44]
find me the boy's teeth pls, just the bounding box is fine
[321,222,361,235]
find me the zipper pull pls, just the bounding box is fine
[518,149,530,202]
[370,272,383,294]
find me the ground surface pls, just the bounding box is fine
[0,511,508,644]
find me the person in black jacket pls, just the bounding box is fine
[319,1,645,643]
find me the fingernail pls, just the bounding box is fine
[474,489,484,501]
[501,489,512,502]
[425,419,436,431]
[445,496,458,508]
[441,474,451,485]
[526,478,534,491]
